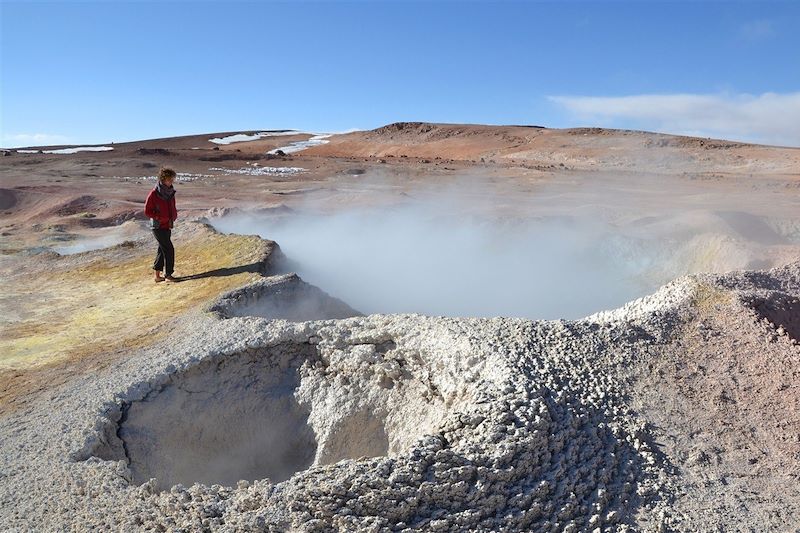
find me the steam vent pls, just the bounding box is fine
[3,224,799,531]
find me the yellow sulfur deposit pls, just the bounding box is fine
[0,224,270,370]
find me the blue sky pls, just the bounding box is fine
[2,0,799,147]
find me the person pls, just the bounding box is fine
[144,167,178,282]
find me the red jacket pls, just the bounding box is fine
[144,188,177,229]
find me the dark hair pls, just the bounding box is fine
[158,167,177,182]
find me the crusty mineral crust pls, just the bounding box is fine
[210,272,361,322]
[1,261,799,532]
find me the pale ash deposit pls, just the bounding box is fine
[1,235,799,531]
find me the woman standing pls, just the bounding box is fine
[144,167,178,282]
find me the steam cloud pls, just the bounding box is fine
[211,173,790,320]
[212,199,662,320]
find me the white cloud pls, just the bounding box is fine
[2,133,70,148]
[549,92,800,147]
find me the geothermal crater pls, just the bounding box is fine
[91,330,464,491]
[74,303,667,531]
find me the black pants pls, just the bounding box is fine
[152,229,174,276]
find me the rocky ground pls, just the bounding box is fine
[1,246,798,531]
[1,124,799,531]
